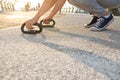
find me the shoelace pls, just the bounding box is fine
[95,17,104,28]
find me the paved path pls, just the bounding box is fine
[0,14,120,80]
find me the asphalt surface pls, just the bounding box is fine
[0,14,120,80]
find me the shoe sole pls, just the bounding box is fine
[84,23,96,28]
[90,18,114,31]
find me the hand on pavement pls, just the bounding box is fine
[25,18,37,29]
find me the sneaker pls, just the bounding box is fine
[84,16,98,28]
[91,13,114,31]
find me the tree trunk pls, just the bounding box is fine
[0,0,4,11]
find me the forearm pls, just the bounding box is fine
[33,0,57,21]
[49,0,66,18]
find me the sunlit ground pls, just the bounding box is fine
[0,11,66,29]
[6,15,28,19]
[0,0,71,29]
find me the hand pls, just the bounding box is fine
[42,16,53,24]
[25,18,38,29]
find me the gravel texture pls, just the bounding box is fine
[0,14,120,80]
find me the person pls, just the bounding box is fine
[25,0,120,31]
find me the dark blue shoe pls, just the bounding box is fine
[84,16,98,28]
[91,13,114,31]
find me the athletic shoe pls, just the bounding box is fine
[84,16,98,28]
[91,13,114,31]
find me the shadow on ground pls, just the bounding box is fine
[22,29,120,80]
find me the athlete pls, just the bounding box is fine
[25,0,120,31]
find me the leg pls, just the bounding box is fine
[68,0,120,31]
[97,0,120,9]
[68,0,106,17]
[68,0,120,17]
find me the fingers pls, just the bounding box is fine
[25,20,34,29]
[43,20,50,24]
[42,17,52,24]
[24,17,52,29]
[26,23,34,29]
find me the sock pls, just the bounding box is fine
[104,13,110,18]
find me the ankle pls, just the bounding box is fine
[103,12,111,18]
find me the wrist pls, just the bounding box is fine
[32,16,39,23]
[48,15,54,19]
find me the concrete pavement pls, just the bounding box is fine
[0,14,120,80]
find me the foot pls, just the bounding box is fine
[91,13,114,31]
[84,16,98,28]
